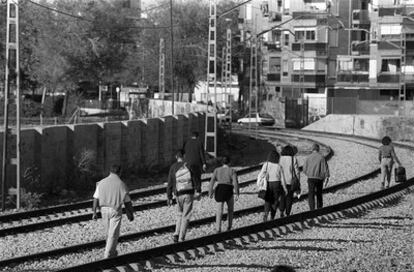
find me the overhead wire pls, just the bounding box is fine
[25,0,173,30]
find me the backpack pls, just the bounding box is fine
[175,164,193,192]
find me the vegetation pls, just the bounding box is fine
[0,0,244,112]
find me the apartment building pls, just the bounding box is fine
[238,0,414,114]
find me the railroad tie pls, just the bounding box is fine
[128,262,146,272]
[249,233,260,241]
[114,265,134,272]
[215,242,226,251]
[206,244,217,253]
[165,253,180,263]
[144,259,155,270]
[233,237,247,246]
[176,251,191,261]
[187,248,198,259]
[196,246,209,256]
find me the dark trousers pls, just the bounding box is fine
[188,164,202,188]
[307,178,324,211]
[285,184,294,215]
[264,181,285,220]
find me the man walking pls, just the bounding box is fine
[183,131,207,195]
[302,143,330,211]
[167,150,201,242]
[92,165,134,258]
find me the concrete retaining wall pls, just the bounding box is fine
[1,113,205,193]
[304,114,414,142]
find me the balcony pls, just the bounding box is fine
[351,41,370,55]
[291,74,326,86]
[378,41,401,50]
[377,73,400,83]
[291,42,327,52]
[267,73,281,81]
[337,73,369,83]
[266,43,282,51]
[352,10,370,25]
[378,6,404,17]
[268,11,282,22]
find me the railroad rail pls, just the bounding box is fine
[57,179,413,271]
[1,132,382,271]
[0,135,299,225]
[53,129,413,272]
[0,134,333,267]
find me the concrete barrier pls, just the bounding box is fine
[0,113,205,194]
[304,114,414,142]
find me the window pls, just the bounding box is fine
[381,59,401,73]
[269,57,281,73]
[272,30,281,44]
[284,33,289,46]
[354,59,369,72]
[380,24,401,39]
[282,59,289,76]
[338,58,353,71]
[294,29,316,42]
[292,58,315,71]
[306,31,315,40]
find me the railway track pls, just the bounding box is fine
[0,132,381,271]
[0,136,320,238]
[0,134,332,268]
[49,130,411,271]
[58,181,413,272]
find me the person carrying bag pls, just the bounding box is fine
[209,156,239,233]
[279,145,301,216]
[259,150,287,221]
[257,162,268,199]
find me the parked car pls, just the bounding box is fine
[237,112,275,126]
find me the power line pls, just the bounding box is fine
[27,0,93,22]
[26,0,173,30]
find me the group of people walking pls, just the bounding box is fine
[258,143,330,221]
[91,132,403,259]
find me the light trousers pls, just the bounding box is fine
[175,194,194,241]
[101,206,122,258]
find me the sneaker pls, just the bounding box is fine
[173,235,179,243]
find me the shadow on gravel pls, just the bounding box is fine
[319,222,409,229]
[158,263,273,270]
[277,238,374,244]
[368,216,413,220]
[240,245,339,252]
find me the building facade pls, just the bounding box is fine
[238,0,414,115]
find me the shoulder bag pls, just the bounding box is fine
[257,162,268,199]
[290,156,301,194]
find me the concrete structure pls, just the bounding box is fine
[0,113,205,194]
[238,0,414,118]
[304,114,414,141]
[193,79,240,106]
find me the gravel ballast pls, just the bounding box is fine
[0,136,410,271]
[154,190,414,272]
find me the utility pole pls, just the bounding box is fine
[2,0,21,210]
[248,37,256,136]
[170,0,174,114]
[204,0,217,157]
[399,30,406,116]
[159,38,165,95]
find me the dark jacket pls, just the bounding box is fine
[183,138,206,166]
[167,161,201,200]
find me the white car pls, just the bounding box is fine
[237,112,275,126]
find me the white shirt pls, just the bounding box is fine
[260,162,286,184]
